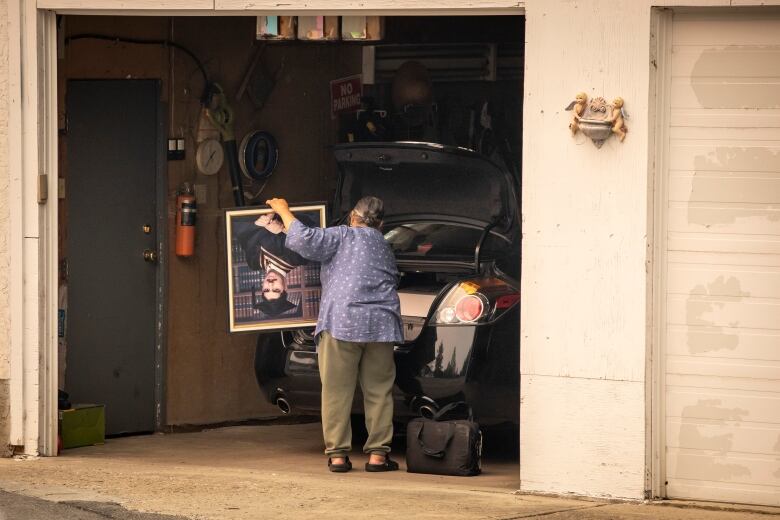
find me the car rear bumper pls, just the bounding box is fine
[254,306,518,426]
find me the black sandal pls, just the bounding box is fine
[328,456,352,473]
[365,455,399,472]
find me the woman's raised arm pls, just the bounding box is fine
[266,198,343,263]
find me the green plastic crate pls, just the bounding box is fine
[59,404,105,449]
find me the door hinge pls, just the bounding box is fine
[38,174,48,204]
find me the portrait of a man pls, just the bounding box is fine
[226,204,326,332]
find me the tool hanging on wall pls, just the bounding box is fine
[175,183,197,257]
[239,131,278,182]
[238,131,279,202]
[206,84,245,207]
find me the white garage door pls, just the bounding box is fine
[663,11,780,506]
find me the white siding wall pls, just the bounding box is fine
[520,0,652,498]
[0,0,11,449]
[521,1,780,502]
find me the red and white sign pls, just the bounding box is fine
[330,75,362,118]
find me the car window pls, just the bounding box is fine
[383,222,507,259]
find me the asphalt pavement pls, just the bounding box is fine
[0,490,190,520]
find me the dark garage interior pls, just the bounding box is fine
[56,13,524,464]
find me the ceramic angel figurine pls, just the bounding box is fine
[610,97,628,142]
[565,92,588,135]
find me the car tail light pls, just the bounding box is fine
[455,294,485,322]
[432,277,519,326]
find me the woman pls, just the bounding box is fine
[266,196,403,473]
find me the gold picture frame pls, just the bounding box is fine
[225,203,327,333]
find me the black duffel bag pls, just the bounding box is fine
[406,402,482,476]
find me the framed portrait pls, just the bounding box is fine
[225,203,327,333]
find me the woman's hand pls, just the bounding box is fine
[265,198,296,231]
[255,213,273,227]
[255,213,285,235]
[266,198,289,214]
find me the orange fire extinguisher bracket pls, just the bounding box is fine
[175,185,197,257]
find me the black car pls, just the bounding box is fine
[254,141,520,428]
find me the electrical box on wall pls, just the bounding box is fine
[167,138,185,161]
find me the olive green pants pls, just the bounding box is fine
[318,331,395,458]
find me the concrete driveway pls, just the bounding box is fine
[0,421,775,520]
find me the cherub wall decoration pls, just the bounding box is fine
[565,92,588,135]
[565,93,628,148]
[610,97,628,142]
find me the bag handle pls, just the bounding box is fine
[432,401,474,422]
[417,422,455,459]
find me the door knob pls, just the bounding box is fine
[143,249,158,263]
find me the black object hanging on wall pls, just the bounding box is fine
[206,84,245,207]
[239,131,279,182]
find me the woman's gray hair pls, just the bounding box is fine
[352,196,385,229]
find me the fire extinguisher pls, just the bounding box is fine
[175,183,197,257]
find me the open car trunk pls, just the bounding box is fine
[333,142,521,342]
[333,142,518,237]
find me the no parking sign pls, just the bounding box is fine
[330,75,362,118]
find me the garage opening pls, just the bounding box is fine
[56,14,523,480]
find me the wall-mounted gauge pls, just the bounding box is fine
[195,138,224,176]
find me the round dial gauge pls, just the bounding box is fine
[195,138,224,176]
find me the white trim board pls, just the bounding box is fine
[37,0,780,13]
[649,6,674,500]
[215,0,523,8]
[40,9,59,458]
[37,0,525,14]
[37,0,215,9]
[8,0,27,449]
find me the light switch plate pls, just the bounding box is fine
[194,184,207,206]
